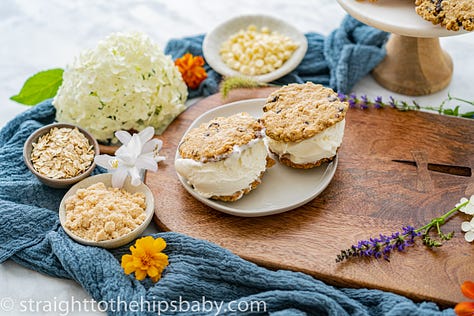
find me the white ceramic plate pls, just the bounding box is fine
[59,174,154,248]
[203,14,308,83]
[337,0,467,37]
[175,98,338,217]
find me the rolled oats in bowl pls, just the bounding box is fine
[23,123,99,188]
[31,126,94,179]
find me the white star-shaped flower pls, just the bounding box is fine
[95,127,165,188]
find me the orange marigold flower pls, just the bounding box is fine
[121,236,169,283]
[462,281,474,299]
[455,281,474,316]
[175,53,208,89]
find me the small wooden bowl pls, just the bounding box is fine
[23,123,100,189]
[59,174,155,249]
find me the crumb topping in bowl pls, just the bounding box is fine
[64,182,147,242]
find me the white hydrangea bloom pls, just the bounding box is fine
[53,32,188,143]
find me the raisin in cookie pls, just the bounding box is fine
[416,0,474,31]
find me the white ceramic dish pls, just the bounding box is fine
[337,0,467,37]
[203,14,308,83]
[23,123,99,189]
[59,173,154,248]
[175,98,338,217]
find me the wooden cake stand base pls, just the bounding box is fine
[336,0,466,96]
[372,34,453,96]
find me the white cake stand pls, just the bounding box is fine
[337,0,467,96]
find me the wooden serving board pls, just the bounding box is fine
[146,88,474,306]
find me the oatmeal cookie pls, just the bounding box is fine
[261,82,348,143]
[261,82,348,169]
[415,0,473,31]
[175,112,274,201]
[178,112,264,162]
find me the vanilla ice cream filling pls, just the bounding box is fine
[175,139,268,198]
[267,119,345,164]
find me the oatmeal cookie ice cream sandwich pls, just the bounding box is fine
[175,112,274,202]
[261,82,348,169]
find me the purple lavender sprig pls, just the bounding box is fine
[336,226,420,262]
[337,93,474,119]
[336,200,470,263]
[337,92,402,111]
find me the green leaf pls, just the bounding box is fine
[453,106,460,116]
[461,111,474,119]
[10,68,64,105]
[442,108,454,116]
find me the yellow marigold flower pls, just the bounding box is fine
[121,236,169,283]
[175,53,208,89]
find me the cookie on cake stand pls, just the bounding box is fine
[337,0,469,96]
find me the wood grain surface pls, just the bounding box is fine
[146,87,474,306]
[372,34,453,96]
